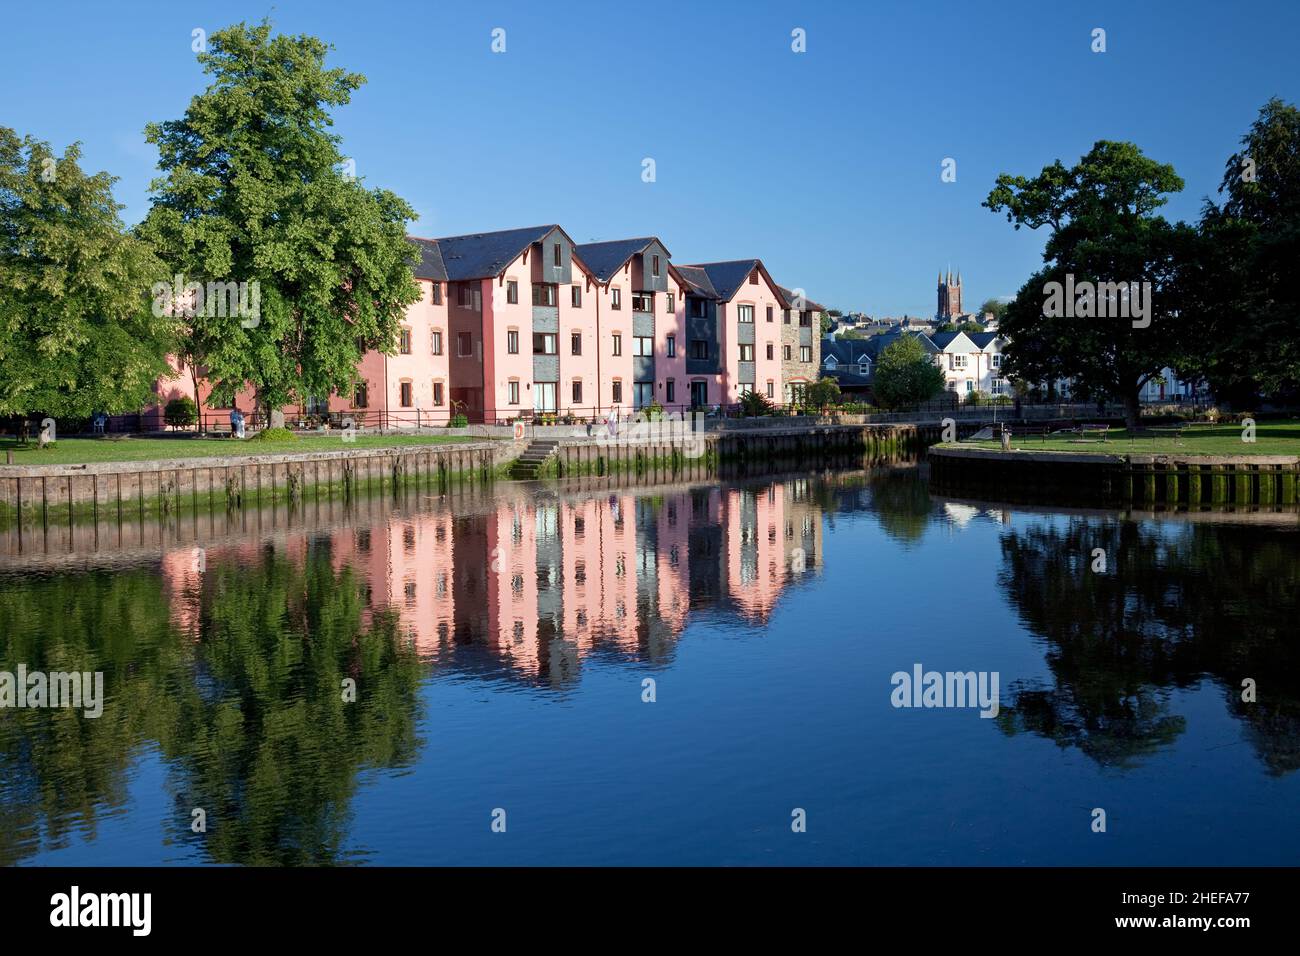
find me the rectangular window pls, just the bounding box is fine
[430,282,442,305]
[689,298,707,318]
[533,284,556,307]
[507,330,519,354]
[666,292,675,313]
[572,285,582,307]
[799,311,812,327]
[506,280,518,304]
[800,346,812,363]
[399,328,411,354]
[737,305,754,323]
[952,354,968,369]
[572,381,582,404]
[533,333,557,355]
[431,330,443,355]
[766,305,773,323]
[783,309,791,325]
[612,380,623,404]
[690,339,708,360]
[634,336,653,357]
[690,380,708,406]
[783,345,791,361]
[571,332,582,355]
[991,354,1002,368]
[632,293,652,312]
[766,343,774,360]
[508,380,520,405]
[666,334,676,357]
[611,288,622,310]
[766,381,774,398]
[652,254,660,277]
[432,382,444,406]
[612,333,622,356]
[457,284,480,310]
[553,242,562,267]
[665,378,675,403]
[458,332,473,357]
[399,382,413,407]
[354,382,369,408]
[739,344,754,362]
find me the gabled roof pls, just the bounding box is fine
[929,331,978,351]
[967,331,1003,349]
[419,224,567,281]
[573,237,668,283]
[408,238,448,281]
[820,337,877,366]
[677,259,787,305]
[777,285,828,313]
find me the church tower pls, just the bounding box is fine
[937,269,963,320]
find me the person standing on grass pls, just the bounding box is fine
[230,405,245,439]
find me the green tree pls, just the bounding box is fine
[805,377,841,409]
[985,141,1196,430]
[872,335,945,409]
[1183,98,1300,406]
[978,297,1008,321]
[138,20,421,420]
[0,129,173,418]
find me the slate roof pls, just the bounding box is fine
[777,285,829,313]
[673,265,720,299]
[677,260,772,303]
[574,237,660,283]
[409,238,448,281]
[413,224,562,281]
[967,331,1002,349]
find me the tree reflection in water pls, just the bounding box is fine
[995,518,1300,775]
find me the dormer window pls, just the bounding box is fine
[652,254,660,277]
[553,243,562,267]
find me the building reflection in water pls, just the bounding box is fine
[158,477,824,689]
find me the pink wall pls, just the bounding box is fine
[722,268,785,404]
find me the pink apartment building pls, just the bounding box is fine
[147,226,822,427]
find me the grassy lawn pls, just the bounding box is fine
[0,433,492,467]
[953,419,1300,457]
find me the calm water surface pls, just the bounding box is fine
[1,466,1297,865]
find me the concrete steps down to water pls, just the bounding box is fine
[509,439,561,479]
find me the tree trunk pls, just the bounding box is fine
[1123,390,1142,433]
[189,362,204,434]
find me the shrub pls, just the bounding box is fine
[250,426,298,442]
[450,413,469,428]
[738,390,775,417]
[164,396,198,428]
[806,377,841,409]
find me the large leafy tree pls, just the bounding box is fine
[138,20,421,417]
[0,128,173,418]
[871,334,945,409]
[985,142,1196,430]
[1183,98,1300,406]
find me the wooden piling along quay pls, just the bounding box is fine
[0,440,519,532]
[928,446,1300,507]
[545,423,923,480]
[0,423,927,534]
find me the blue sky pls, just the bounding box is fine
[2,0,1296,316]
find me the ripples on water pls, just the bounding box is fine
[1,466,1297,865]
